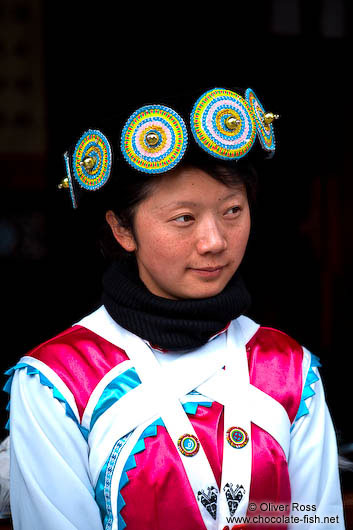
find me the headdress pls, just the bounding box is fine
[58,87,279,208]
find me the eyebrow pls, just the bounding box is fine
[162,200,198,209]
[159,191,244,210]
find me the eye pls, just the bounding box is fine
[225,205,241,216]
[173,214,194,223]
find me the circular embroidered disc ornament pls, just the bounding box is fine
[226,426,249,449]
[73,129,112,190]
[245,88,276,154]
[190,88,256,160]
[121,105,188,174]
[177,434,200,456]
[63,152,77,209]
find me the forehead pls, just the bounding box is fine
[144,166,247,210]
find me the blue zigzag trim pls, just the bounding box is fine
[90,368,141,431]
[3,363,89,439]
[292,353,321,430]
[116,400,212,529]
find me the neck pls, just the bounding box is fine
[101,258,251,351]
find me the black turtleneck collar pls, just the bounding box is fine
[102,258,251,351]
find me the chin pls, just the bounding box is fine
[181,283,228,300]
[147,275,231,300]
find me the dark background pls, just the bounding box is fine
[1,0,353,509]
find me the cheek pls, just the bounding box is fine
[241,218,251,247]
[137,225,186,264]
[229,219,251,257]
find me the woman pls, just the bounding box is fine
[5,87,344,529]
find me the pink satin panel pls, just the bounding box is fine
[121,327,303,529]
[121,403,292,529]
[243,326,303,529]
[27,325,129,420]
[247,327,303,423]
[26,324,304,529]
[246,424,291,529]
[121,403,223,529]
[191,401,224,488]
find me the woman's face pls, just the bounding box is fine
[109,166,251,300]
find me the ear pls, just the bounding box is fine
[105,210,137,252]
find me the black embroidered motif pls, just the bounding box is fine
[223,483,245,516]
[197,486,218,520]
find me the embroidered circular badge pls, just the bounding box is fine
[177,434,200,456]
[226,426,249,449]
[73,129,112,190]
[121,105,188,174]
[190,88,256,160]
[245,88,276,154]
[63,152,77,209]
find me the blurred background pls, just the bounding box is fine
[1,0,352,525]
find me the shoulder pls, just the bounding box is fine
[235,315,304,358]
[11,310,131,421]
[236,317,306,422]
[27,324,129,371]
[248,325,304,359]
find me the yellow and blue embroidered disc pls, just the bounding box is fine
[121,105,188,174]
[190,88,256,160]
[73,129,112,190]
[245,88,276,154]
[177,433,200,457]
[63,152,77,209]
[226,426,249,449]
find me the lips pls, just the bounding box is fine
[187,264,227,279]
[191,266,224,271]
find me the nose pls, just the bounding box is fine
[196,215,227,254]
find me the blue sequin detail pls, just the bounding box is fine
[120,104,188,175]
[205,101,248,146]
[73,129,112,191]
[95,432,133,530]
[245,87,276,153]
[291,353,321,430]
[90,368,141,430]
[190,88,256,161]
[3,363,87,437]
[63,151,77,209]
[130,118,176,163]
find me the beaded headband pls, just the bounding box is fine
[121,105,188,174]
[59,87,278,208]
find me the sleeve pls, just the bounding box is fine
[9,368,104,530]
[287,351,345,529]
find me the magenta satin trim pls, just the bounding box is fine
[27,325,129,420]
[121,404,222,530]
[26,324,303,529]
[246,424,291,529]
[121,403,291,529]
[120,326,303,529]
[247,327,303,423]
